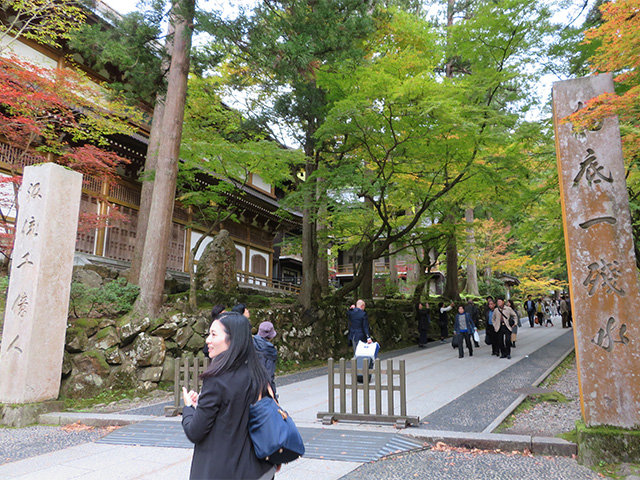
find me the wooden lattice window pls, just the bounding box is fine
[251,254,267,276]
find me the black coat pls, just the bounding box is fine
[417,309,431,331]
[347,307,371,344]
[182,364,272,480]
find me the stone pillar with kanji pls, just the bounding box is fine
[553,73,640,428]
[0,163,82,404]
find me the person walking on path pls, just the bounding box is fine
[525,295,536,328]
[348,299,372,353]
[253,321,278,393]
[182,312,276,480]
[438,302,453,343]
[485,297,499,356]
[507,299,521,348]
[454,305,476,358]
[464,299,480,348]
[560,295,570,328]
[416,302,431,348]
[536,299,545,326]
[492,297,517,359]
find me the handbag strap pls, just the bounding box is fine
[256,383,278,405]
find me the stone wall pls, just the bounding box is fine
[60,300,440,398]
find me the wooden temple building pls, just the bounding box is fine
[0,1,302,292]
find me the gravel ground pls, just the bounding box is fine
[340,447,602,480]
[0,424,114,464]
[499,355,581,437]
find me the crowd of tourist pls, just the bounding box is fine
[414,294,573,360]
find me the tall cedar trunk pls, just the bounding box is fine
[134,0,194,317]
[444,215,459,300]
[465,207,479,295]
[129,24,174,285]
[360,242,373,299]
[299,156,321,309]
[316,178,329,296]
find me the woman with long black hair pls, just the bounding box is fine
[182,312,275,480]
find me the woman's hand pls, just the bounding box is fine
[182,387,199,408]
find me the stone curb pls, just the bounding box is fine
[39,412,152,427]
[402,429,577,457]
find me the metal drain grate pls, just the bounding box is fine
[97,421,424,463]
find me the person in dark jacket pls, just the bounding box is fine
[438,302,453,343]
[182,312,276,480]
[347,299,372,353]
[416,302,431,348]
[253,321,278,392]
[454,305,476,358]
[464,299,480,348]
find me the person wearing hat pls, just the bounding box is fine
[253,321,278,393]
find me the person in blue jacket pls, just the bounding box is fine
[253,321,278,393]
[454,304,476,358]
[347,299,372,353]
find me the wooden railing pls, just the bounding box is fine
[165,357,210,416]
[237,271,301,295]
[336,264,391,275]
[317,357,420,429]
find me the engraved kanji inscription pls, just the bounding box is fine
[21,217,38,237]
[579,216,617,229]
[26,182,42,201]
[583,259,625,296]
[592,317,629,352]
[16,252,34,269]
[12,292,29,318]
[573,148,614,187]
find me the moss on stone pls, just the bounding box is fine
[95,327,113,341]
[84,350,110,371]
[577,420,640,467]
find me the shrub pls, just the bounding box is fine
[69,277,140,317]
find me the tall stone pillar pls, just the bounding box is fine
[553,74,640,428]
[0,163,82,404]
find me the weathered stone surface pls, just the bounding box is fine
[104,346,123,365]
[195,229,238,293]
[161,355,175,383]
[131,333,166,367]
[98,318,117,329]
[185,332,205,352]
[137,366,163,382]
[0,164,82,404]
[72,269,103,289]
[175,325,194,349]
[60,350,110,399]
[94,327,120,350]
[73,318,100,337]
[119,316,151,345]
[553,74,640,428]
[61,352,72,376]
[84,264,118,280]
[65,327,89,353]
[193,316,209,336]
[152,322,178,338]
[108,364,138,391]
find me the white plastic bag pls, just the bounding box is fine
[355,340,380,358]
[472,330,480,343]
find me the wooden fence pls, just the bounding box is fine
[317,357,420,429]
[165,357,210,416]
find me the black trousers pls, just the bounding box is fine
[527,311,535,327]
[419,328,429,346]
[458,331,473,357]
[497,324,512,357]
[488,326,500,355]
[439,323,448,339]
